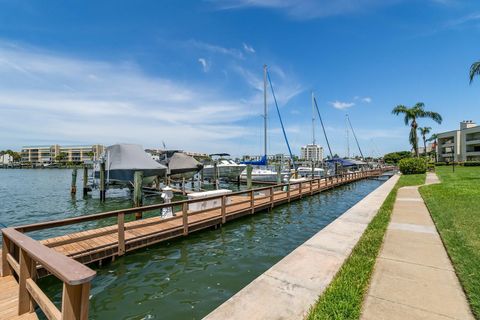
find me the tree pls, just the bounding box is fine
[383,151,411,164]
[55,152,68,163]
[392,103,442,157]
[469,61,480,84]
[418,127,431,157]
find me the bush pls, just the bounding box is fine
[435,162,447,166]
[464,161,480,166]
[383,151,412,164]
[399,158,427,174]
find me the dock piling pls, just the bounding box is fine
[99,162,106,202]
[276,164,282,185]
[71,168,77,195]
[134,171,143,220]
[246,165,252,189]
[213,162,219,190]
[82,165,88,197]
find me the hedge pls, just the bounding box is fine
[399,158,427,174]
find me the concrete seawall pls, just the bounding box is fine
[205,174,400,320]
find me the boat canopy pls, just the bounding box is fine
[106,144,167,182]
[164,152,203,175]
[325,158,356,167]
[241,155,267,166]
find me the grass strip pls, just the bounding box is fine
[306,173,425,320]
[420,166,480,319]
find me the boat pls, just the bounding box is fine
[94,144,167,185]
[296,166,325,178]
[240,65,295,183]
[156,150,204,179]
[201,154,246,180]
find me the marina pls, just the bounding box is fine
[0,168,392,319]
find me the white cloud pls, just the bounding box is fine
[242,42,255,53]
[198,58,210,72]
[362,97,372,103]
[330,101,355,110]
[0,40,304,155]
[210,0,410,19]
[186,39,244,59]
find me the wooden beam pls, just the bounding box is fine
[61,282,90,320]
[26,278,61,320]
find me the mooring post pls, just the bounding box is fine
[99,162,106,202]
[246,164,252,189]
[311,161,315,179]
[182,177,186,196]
[71,168,77,195]
[82,165,88,196]
[134,171,143,220]
[213,162,219,190]
[276,163,282,185]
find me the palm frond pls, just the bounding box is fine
[424,111,443,124]
[469,61,480,84]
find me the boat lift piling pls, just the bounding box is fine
[134,171,144,220]
[276,164,282,184]
[70,168,77,195]
[246,165,253,189]
[213,162,219,190]
[82,165,89,197]
[99,162,106,202]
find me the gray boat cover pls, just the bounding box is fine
[161,152,203,175]
[106,144,167,182]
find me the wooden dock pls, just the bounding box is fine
[0,168,393,320]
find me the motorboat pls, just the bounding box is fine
[156,150,204,179]
[296,166,325,178]
[94,144,167,185]
[239,167,287,182]
[202,154,246,180]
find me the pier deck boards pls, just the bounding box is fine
[0,275,39,320]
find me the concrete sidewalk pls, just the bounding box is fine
[361,173,474,320]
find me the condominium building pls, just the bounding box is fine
[436,120,480,162]
[300,144,323,162]
[21,144,105,164]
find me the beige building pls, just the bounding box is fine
[300,144,323,162]
[436,120,480,162]
[21,144,104,164]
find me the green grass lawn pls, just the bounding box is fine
[420,166,480,319]
[307,173,426,320]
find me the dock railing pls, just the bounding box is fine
[1,228,96,320]
[10,169,393,257]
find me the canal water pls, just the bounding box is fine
[0,169,385,320]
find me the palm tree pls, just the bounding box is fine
[418,127,431,156]
[470,61,480,84]
[392,103,442,157]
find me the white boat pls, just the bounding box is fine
[202,159,246,180]
[296,166,325,178]
[239,167,289,182]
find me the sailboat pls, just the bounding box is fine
[240,65,293,183]
[296,92,326,178]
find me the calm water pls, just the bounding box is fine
[0,169,385,320]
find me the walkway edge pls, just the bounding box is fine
[204,174,400,320]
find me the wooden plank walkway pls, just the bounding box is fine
[0,275,39,320]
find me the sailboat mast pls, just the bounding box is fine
[345,114,350,158]
[311,91,316,145]
[263,64,268,160]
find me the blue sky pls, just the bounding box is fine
[0,0,479,157]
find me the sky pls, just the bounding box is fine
[0,0,480,158]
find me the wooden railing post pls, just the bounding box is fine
[118,213,125,256]
[250,190,255,214]
[62,282,90,320]
[2,235,12,276]
[221,195,226,224]
[18,248,35,315]
[287,183,291,202]
[309,179,313,195]
[182,203,188,235]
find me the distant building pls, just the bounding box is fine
[0,153,13,165]
[21,144,104,164]
[436,120,480,162]
[242,154,292,163]
[417,143,435,155]
[300,144,323,162]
